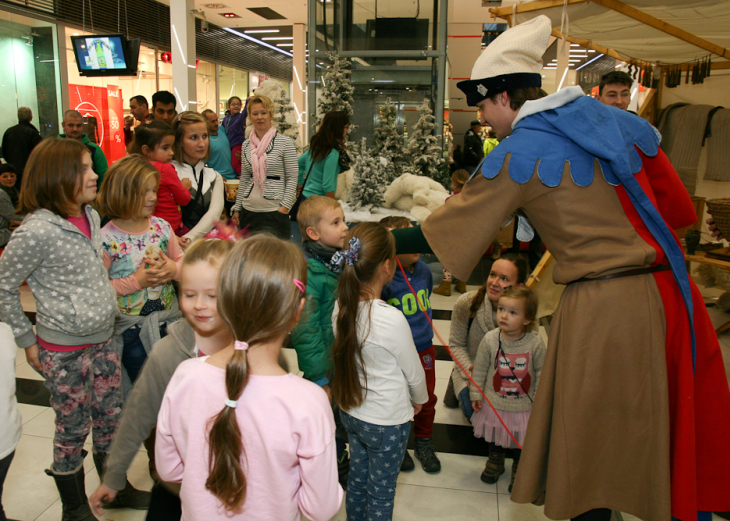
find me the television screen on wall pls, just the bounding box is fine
[71,34,139,76]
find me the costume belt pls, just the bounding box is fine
[570,264,671,285]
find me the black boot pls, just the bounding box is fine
[92,452,151,510]
[45,465,97,521]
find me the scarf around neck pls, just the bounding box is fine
[305,241,341,274]
[249,126,277,189]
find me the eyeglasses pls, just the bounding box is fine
[229,103,242,107]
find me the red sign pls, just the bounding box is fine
[69,84,126,163]
[161,52,199,68]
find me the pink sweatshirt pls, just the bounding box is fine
[156,358,343,521]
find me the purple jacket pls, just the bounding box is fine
[222,101,247,147]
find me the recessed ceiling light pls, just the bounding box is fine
[261,36,293,40]
[203,3,228,8]
[221,12,240,18]
[244,29,280,33]
[276,43,293,47]
[73,33,79,35]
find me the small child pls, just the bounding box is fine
[97,155,184,384]
[380,215,440,473]
[291,196,350,485]
[433,169,471,297]
[332,222,428,521]
[470,286,545,492]
[132,120,193,240]
[156,235,343,520]
[90,238,235,520]
[0,139,147,519]
[0,322,21,521]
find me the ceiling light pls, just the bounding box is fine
[73,33,79,35]
[570,44,580,47]
[587,49,596,53]
[244,29,280,33]
[203,3,228,8]
[575,53,605,70]
[569,59,581,62]
[262,36,293,40]
[221,12,240,18]
[276,43,293,47]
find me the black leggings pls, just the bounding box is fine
[0,450,14,521]
[489,442,521,462]
[571,508,612,521]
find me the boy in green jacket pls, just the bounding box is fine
[291,195,350,486]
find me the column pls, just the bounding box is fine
[170,0,197,111]
[292,23,307,146]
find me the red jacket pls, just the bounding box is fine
[151,161,191,231]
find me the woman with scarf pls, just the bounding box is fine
[297,111,351,200]
[231,95,298,240]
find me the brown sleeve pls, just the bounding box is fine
[422,159,523,281]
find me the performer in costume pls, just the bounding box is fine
[391,15,730,521]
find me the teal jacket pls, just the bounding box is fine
[59,133,108,187]
[291,254,340,385]
[298,149,340,198]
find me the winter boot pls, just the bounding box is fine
[400,450,415,471]
[508,458,519,493]
[414,438,441,473]
[480,452,506,484]
[45,465,97,521]
[455,280,467,293]
[443,378,459,409]
[432,278,451,296]
[93,452,151,510]
[337,450,350,490]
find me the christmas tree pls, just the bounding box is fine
[372,98,407,184]
[315,53,356,134]
[407,98,448,188]
[348,138,388,210]
[251,80,302,152]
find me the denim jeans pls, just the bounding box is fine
[121,325,167,383]
[458,387,474,420]
[340,412,410,521]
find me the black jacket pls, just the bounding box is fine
[1,121,42,184]
[462,129,484,168]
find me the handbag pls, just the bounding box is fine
[289,160,315,222]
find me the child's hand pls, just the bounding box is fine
[472,401,482,412]
[321,384,332,404]
[707,217,725,240]
[177,236,191,250]
[25,343,42,373]
[133,260,156,288]
[148,251,177,285]
[89,483,118,516]
[181,178,193,190]
[231,212,240,226]
[413,403,423,415]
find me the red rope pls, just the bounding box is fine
[395,257,523,450]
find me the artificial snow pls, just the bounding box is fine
[340,201,416,223]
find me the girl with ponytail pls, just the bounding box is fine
[331,222,428,521]
[155,235,343,520]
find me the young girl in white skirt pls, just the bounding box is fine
[470,286,545,491]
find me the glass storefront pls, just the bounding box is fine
[0,10,62,139]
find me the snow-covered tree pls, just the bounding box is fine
[348,138,388,209]
[315,53,356,134]
[372,98,407,184]
[251,80,302,152]
[407,98,448,187]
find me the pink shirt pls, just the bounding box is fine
[156,358,343,521]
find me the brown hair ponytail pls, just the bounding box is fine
[332,222,395,411]
[205,235,307,511]
[469,252,529,318]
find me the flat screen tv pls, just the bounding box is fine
[71,34,140,77]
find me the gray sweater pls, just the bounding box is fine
[448,291,496,397]
[470,329,546,413]
[0,207,118,349]
[104,319,194,491]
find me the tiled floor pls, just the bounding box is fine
[6,278,730,521]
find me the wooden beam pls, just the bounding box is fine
[489,0,587,19]
[591,0,730,59]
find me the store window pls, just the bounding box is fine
[0,10,62,140]
[218,65,248,118]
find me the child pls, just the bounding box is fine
[332,222,428,521]
[0,164,22,248]
[132,120,193,240]
[222,95,246,175]
[291,195,350,486]
[470,286,545,491]
[90,238,235,521]
[0,138,147,520]
[97,155,184,384]
[380,215,440,473]
[156,235,343,520]
[433,168,471,296]
[0,322,21,521]
[171,111,225,242]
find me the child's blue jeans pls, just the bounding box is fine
[340,411,410,521]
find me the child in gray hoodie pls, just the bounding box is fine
[0,139,147,521]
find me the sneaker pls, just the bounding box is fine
[337,450,349,489]
[400,450,415,471]
[414,438,441,473]
[480,452,505,484]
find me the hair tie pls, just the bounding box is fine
[234,341,249,351]
[293,279,306,293]
[225,399,238,409]
[331,237,361,267]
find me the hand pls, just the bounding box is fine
[124,116,134,129]
[231,212,240,226]
[25,343,42,373]
[176,236,191,250]
[148,251,177,285]
[181,178,193,190]
[413,403,423,415]
[706,217,725,241]
[296,184,303,197]
[89,483,118,516]
[133,258,160,289]
[472,400,482,412]
[321,384,332,404]
[235,151,242,160]
[278,206,289,215]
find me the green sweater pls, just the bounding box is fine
[291,254,340,385]
[59,133,109,187]
[298,149,340,198]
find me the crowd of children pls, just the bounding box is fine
[0,121,546,521]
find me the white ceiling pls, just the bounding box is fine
[155,0,308,27]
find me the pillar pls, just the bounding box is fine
[170,0,197,111]
[292,23,307,146]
